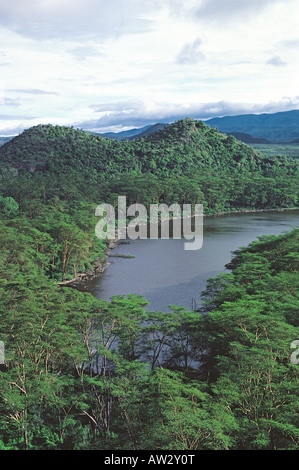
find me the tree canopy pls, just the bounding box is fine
[0,118,298,450]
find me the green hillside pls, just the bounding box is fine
[0,119,297,219]
[1,118,297,177]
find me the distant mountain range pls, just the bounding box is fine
[205,110,299,143]
[0,136,15,147]
[95,110,299,144]
[96,123,168,141]
[95,125,152,140]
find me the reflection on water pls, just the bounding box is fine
[90,210,298,312]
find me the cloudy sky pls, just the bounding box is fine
[0,0,298,135]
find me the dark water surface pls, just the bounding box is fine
[90,210,298,312]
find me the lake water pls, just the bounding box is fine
[90,210,298,312]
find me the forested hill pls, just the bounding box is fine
[0,117,298,228]
[0,118,297,177]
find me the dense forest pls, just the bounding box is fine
[0,118,298,450]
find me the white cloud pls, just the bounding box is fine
[8,89,59,95]
[176,38,205,65]
[0,0,298,134]
[74,97,299,133]
[0,0,158,41]
[194,0,294,23]
[66,46,105,61]
[266,55,287,67]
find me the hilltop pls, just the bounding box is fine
[0,117,298,226]
[89,109,299,144]
[0,118,297,178]
[2,109,299,148]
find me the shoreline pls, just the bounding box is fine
[58,237,119,291]
[58,206,298,291]
[202,206,299,217]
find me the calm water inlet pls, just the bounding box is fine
[90,210,299,312]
